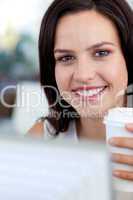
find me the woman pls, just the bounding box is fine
[29,0,133,182]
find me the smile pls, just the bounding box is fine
[72,86,107,100]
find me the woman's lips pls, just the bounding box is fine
[72,86,107,101]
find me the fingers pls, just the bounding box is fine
[108,124,133,181]
[111,153,133,165]
[125,123,133,132]
[111,153,133,181]
[109,137,133,149]
[113,170,133,181]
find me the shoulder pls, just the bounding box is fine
[27,118,76,139]
[27,119,45,137]
[27,117,55,138]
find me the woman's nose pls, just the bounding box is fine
[73,58,96,83]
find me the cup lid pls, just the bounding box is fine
[103,107,133,124]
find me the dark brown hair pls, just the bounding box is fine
[39,0,133,135]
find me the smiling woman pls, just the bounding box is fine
[38,0,133,135]
[29,0,133,188]
[54,10,128,123]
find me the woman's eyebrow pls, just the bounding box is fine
[87,41,115,50]
[54,41,115,54]
[54,49,74,54]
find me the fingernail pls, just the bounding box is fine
[113,171,120,176]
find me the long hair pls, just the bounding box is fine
[39,0,133,135]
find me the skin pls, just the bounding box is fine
[54,10,133,180]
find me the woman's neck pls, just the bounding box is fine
[76,117,106,140]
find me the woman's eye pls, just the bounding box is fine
[56,55,75,64]
[94,50,111,57]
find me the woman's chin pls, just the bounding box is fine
[72,100,116,119]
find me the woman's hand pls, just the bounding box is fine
[108,123,133,181]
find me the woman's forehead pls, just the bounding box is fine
[54,10,121,49]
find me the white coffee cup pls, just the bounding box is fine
[103,107,133,192]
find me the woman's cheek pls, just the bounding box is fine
[100,61,127,90]
[55,66,69,93]
[107,57,128,88]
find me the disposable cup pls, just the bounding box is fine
[103,107,133,192]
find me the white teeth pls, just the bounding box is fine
[75,87,105,97]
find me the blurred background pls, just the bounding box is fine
[0,0,52,135]
[0,0,133,135]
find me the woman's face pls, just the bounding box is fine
[54,10,128,119]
